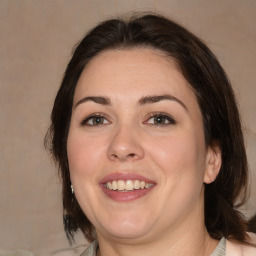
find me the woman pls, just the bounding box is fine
[45,13,256,255]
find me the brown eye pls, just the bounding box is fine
[91,116,105,125]
[154,116,168,124]
[81,115,109,126]
[146,113,176,126]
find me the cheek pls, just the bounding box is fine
[67,132,106,178]
[146,131,206,181]
[67,132,106,218]
[146,133,206,215]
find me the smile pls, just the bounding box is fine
[104,180,154,191]
[100,173,156,201]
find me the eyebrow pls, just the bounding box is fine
[74,94,188,111]
[75,96,111,108]
[139,94,188,111]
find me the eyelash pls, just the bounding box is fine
[80,113,110,126]
[80,112,176,127]
[144,112,176,126]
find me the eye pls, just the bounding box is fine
[81,114,110,126]
[145,112,176,126]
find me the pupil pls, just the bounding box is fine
[155,117,164,124]
[94,117,102,124]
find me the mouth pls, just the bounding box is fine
[100,173,156,201]
[103,180,154,192]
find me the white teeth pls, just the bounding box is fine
[126,180,134,190]
[117,180,125,190]
[145,183,153,188]
[105,180,153,191]
[112,180,118,190]
[134,180,140,189]
[107,182,112,190]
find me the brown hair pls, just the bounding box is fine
[45,13,249,243]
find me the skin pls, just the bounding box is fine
[67,48,222,256]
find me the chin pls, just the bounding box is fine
[105,225,149,240]
[97,214,153,240]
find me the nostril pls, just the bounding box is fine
[111,154,118,159]
[110,152,137,161]
[107,141,145,161]
[128,153,136,158]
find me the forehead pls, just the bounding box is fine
[74,48,197,107]
[79,48,179,82]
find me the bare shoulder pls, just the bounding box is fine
[226,232,256,256]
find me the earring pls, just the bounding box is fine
[71,184,74,194]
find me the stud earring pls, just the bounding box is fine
[71,184,74,194]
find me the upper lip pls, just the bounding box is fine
[99,172,156,184]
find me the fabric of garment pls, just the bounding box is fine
[81,238,227,256]
[80,240,98,256]
[226,232,256,256]
[211,237,225,256]
[80,233,256,255]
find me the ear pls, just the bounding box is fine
[204,143,222,184]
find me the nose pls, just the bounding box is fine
[107,125,145,162]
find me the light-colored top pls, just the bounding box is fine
[80,240,98,256]
[211,237,226,256]
[80,232,256,256]
[225,232,256,256]
[81,237,227,256]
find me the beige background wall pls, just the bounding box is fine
[0,0,255,255]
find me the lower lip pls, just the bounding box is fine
[100,185,155,202]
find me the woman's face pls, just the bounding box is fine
[67,48,220,242]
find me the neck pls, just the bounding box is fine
[97,229,218,256]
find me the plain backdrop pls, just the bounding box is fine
[0,0,255,255]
